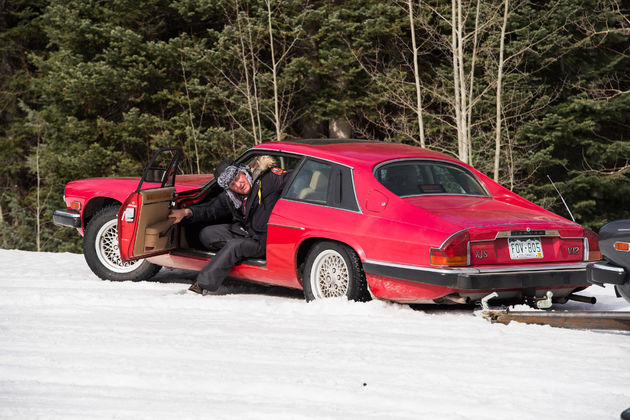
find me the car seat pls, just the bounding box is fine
[298,170,329,202]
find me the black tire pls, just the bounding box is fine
[302,241,371,302]
[83,205,161,281]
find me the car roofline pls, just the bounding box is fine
[280,138,379,145]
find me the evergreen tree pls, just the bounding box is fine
[0,0,628,251]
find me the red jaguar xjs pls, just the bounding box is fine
[54,139,601,307]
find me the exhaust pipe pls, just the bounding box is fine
[441,294,470,305]
[567,294,597,304]
[433,294,470,305]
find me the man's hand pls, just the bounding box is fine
[168,208,191,224]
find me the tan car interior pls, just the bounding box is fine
[132,187,177,255]
[131,154,307,258]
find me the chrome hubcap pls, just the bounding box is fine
[95,219,142,273]
[310,250,349,298]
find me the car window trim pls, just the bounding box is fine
[279,197,363,214]
[193,147,362,214]
[373,157,490,197]
[282,156,362,213]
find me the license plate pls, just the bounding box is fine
[508,237,544,259]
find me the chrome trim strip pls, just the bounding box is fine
[253,148,363,214]
[364,258,589,275]
[279,198,363,214]
[348,168,363,214]
[52,209,82,228]
[590,263,625,273]
[251,147,355,170]
[436,229,467,249]
[462,222,578,231]
[471,233,585,244]
[584,237,589,259]
[495,230,560,239]
[268,223,305,231]
[471,263,588,273]
[54,209,81,220]
[364,259,478,274]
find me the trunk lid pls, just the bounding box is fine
[406,196,585,265]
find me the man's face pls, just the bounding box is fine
[229,172,251,195]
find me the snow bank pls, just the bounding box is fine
[0,250,628,419]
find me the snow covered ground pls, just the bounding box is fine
[0,249,628,419]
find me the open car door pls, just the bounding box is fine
[118,147,182,262]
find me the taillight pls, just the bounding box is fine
[614,242,630,252]
[583,228,602,261]
[430,230,470,266]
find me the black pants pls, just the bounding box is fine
[196,224,265,291]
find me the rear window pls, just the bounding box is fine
[374,160,487,197]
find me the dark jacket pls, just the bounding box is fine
[187,168,289,241]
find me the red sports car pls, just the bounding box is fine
[54,140,601,306]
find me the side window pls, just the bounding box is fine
[138,147,182,191]
[285,160,332,204]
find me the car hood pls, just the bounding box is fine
[403,195,572,229]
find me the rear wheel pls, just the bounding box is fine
[83,205,161,281]
[303,241,370,302]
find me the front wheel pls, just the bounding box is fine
[302,241,370,302]
[83,205,161,281]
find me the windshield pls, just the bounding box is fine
[374,160,487,197]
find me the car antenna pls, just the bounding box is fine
[547,175,575,222]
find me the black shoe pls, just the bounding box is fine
[188,282,203,295]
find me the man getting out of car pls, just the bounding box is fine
[169,156,289,294]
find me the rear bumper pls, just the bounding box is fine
[53,209,82,229]
[363,260,591,290]
[587,262,627,286]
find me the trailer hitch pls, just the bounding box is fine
[534,291,553,309]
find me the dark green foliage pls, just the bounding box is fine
[0,0,628,251]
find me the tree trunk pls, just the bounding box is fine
[246,14,263,143]
[408,0,426,148]
[467,0,481,164]
[235,4,259,144]
[180,60,201,173]
[494,0,509,182]
[451,0,470,163]
[451,0,464,160]
[456,0,468,163]
[36,129,41,252]
[266,0,282,142]
[329,118,352,139]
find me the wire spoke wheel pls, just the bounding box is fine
[83,205,160,281]
[95,219,142,273]
[303,241,370,302]
[311,250,350,298]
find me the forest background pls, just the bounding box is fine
[0,0,628,253]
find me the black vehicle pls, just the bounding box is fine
[587,219,630,303]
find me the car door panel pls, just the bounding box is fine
[119,187,178,262]
[118,147,182,262]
